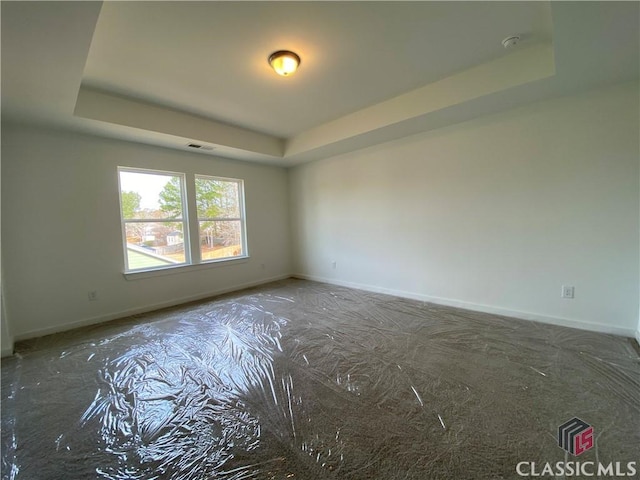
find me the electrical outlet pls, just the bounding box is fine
[561,285,575,299]
[260,263,266,270]
[88,290,98,301]
[332,261,337,269]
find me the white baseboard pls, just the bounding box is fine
[14,274,291,342]
[293,274,636,338]
[12,273,637,343]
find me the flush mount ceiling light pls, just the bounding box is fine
[268,50,301,76]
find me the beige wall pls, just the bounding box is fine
[291,82,640,336]
[1,125,291,340]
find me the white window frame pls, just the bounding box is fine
[117,167,249,278]
[195,175,248,264]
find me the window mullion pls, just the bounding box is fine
[238,180,248,257]
[184,172,201,265]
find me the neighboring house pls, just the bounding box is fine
[166,231,183,246]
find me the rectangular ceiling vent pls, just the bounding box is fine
[187,143,215,151]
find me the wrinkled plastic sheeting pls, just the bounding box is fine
[2,279,640,479]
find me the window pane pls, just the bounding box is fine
[199,220,243,260]
[119,170,184,220]
[125,222,186,269]
[195,177,240,219]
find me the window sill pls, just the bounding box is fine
[123,256,250,281]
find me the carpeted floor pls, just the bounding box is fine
[2,279,639,479]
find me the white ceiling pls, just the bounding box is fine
[83,1,552,138]
[1,1,638,166]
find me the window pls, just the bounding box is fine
[196,175,246,261]
[118,168,189,271]
[118,167,247,273]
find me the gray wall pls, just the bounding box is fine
[290,82,640,336]
[3,82,639,346]
[2,125,291,340]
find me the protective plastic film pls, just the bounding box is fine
[2,279,639,479]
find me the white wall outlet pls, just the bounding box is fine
[260,263,266,270]
[332,261,337,269]
[561,285,575,299]
[88,290,98,301]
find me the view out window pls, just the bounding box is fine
[196,175,246,261]
[117,168,247,273]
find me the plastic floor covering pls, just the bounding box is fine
[1,279,639,479]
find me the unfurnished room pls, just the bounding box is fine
[1,1,639,479]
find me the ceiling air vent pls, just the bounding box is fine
[187,143,214,151]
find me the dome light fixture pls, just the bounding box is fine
[268,50,301,76]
